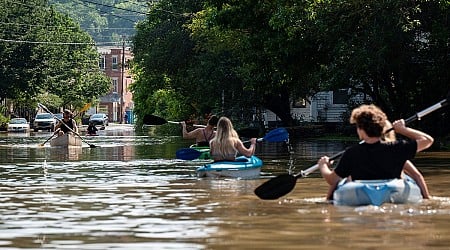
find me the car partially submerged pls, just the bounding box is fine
[33,113,56,132]
[89,113,109,126]
[8,118,30,132]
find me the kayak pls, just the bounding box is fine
[196,155,263,179]
[50,133,82,147]
[189,145,210,160]
[333,176,423,206]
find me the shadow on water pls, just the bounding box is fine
[1,127,450,249]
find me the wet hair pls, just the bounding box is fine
[208,115,219,126]
[350,104,386,137]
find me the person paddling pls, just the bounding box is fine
[180,115,219,147]
[54,109,78,136]
[209,117,257,161]
[317,104,434,200]
[86,121,98,136]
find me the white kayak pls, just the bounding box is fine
[196,156,263,179]
[333,176,423,206]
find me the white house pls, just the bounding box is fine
[263,89,369,126]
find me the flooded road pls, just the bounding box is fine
[1,125,450,249]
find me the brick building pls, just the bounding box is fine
[96,46,134,124]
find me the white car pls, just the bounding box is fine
[33,113,56,132]
[8,118,30,132]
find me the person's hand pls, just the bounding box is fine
[392,119,406,132]
[318,156,333,168]
[180,121,186,127]
[250,138,257,145]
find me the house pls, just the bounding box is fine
[264,89,369,127]
[94,46,134,124]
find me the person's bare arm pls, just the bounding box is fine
[72,120,78,133]
[318,156,342,200]
[393,119,434,152]
[403,160,430,199]
[235,138,256,157]
[181,122,200,140]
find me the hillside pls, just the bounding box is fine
[49,0,149,44]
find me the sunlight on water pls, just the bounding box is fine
[0,128,450,249]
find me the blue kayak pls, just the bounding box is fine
[196,156,263,179]
[333,176,423,206]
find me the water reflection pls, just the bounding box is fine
[0,127,450,249]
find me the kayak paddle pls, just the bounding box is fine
[143,114,181,125]
[176,127,290,160]
[38,103,97,148]
[176,148,204,160]
[142,114,206,127]
[39,129,60,146]
[244,127,289,143]
[254,93,450,200]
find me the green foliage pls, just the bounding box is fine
[0,0,110,111]
[49,0,147,43]
[131,0,449,132]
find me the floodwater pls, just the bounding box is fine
[1,125,450,249]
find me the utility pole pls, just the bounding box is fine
[120,35,125,124]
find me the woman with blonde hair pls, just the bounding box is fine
[209,117,257,161]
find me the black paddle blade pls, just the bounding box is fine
[143,114,167,125]
[237,127,260,138]
[254,174,298,200]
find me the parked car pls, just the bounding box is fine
[8,118,30,133]
[89,113,109,126]
[33,113,56,132]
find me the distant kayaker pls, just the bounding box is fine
[180,115,219,147]
[317,104,434,200]
[55,109,78,136]
[209,116,257,161]
[87,122,98,136]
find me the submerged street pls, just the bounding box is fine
[1,125,450,249]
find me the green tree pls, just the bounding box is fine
[0,0,110,111]
[132,0,449,131]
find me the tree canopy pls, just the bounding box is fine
[0,0,110,111]
[132,0,449,131]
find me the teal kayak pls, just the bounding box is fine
[196,156,263,179]
[333,175,423,206]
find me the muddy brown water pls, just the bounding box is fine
[1,126,450,249]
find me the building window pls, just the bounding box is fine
[112,55,118,70]
[99,56,106,70]
[293,98,306,108]
[333,89,349,104]
[112,78,118,92]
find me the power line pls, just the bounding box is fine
[0,38,127,46]
[78,0,148,15]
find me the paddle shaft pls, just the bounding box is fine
[243,127,289,143]
[40,129,60,146]
[296,96,449,178]
[38,103,97,148]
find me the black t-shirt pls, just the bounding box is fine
[334,140,417,180]
[60,119,74,133]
